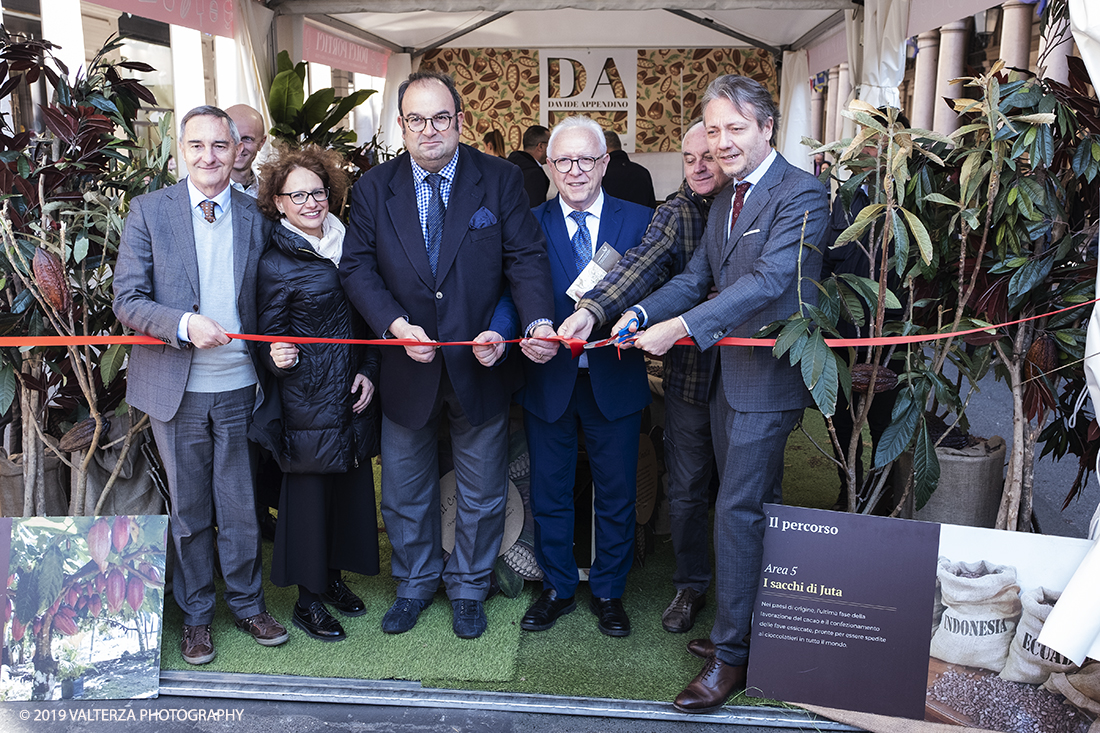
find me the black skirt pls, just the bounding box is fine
[270,461,380,593]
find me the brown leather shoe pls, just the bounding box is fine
[662,588,706,633]
[688,637,716,659]
[235,611,289,646]
[181,624,216,665]
[673,656,747,713]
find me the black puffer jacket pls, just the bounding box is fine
[251,223,381,474]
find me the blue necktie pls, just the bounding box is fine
[425,173,445,278]
[569,210,592,274]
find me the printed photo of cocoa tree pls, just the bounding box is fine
[0,515,167,700]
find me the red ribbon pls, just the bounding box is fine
[0,297,1094,359]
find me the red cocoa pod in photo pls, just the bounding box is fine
[65,586,78,607]
[33,247,71,314]
[88,594,102,617]
[75,595,87,611]
[54,613,78,636]
[56,605,76,622]
[139,562,160,584]
[126,576,144,613]
[11,617,25,640]
[94,573,105,594]
[106,568,125,614]
[88,518,110,571]
[111,515,130,553]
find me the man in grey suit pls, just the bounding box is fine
[616,75,829,712]
[114,105,287,665]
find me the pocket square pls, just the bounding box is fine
[742,229,761,237]
[470,207,498,229]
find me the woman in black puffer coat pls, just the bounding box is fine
[251,145,380,643]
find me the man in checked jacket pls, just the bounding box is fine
[558,118,731,634]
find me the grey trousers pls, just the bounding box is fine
[380,377,508,602]
[709,371,802,666]
[663,390,715,594]
[150,386,265,626]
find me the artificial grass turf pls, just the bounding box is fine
[161,410,842,701]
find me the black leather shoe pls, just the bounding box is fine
[589,596,631,637]
[322,578,367,617]
[662,588,706,633]
[293,602,346,642]
[521,589,576,631]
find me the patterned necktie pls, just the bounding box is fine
[569,209,592,274]
[425,173,445,278]
[728,181,751,235]
[199,200,216,223]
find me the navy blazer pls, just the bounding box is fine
[340,144,553,430]
[518,195,653,424]
[637,152,829,413]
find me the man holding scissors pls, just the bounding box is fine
[516,115,653,637]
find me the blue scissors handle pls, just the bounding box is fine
[612,317,639,346]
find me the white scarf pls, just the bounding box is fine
[280,213,346,267]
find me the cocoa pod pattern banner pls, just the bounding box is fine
[421,48,777,154]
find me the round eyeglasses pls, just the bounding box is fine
[549,155,604,174]
[403,113,455,133]
[276,188,329,205]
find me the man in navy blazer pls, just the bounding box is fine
[340,72,555,640]
[515,116,652,638]
[621,76,829,711]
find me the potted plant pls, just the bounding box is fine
[0,32,172,517]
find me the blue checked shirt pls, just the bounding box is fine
[411,150,459,245]
[576,180,718,406]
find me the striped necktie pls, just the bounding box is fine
[425,173,445,277]
[569,209,592,274]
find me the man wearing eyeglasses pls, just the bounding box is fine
[114,105,287,666]
[340,71,555,640]
[512,115,652,638]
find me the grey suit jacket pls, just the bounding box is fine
[637,152,829,413]
[113,180,272,422]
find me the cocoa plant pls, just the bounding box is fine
[0,32,172,516]
[6,515,166,700]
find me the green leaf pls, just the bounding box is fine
[875,389,922,468]
[276,50,294,75]
[14,569,38,624]
[835,203,886,247]
[835,281,866,327]
[0,363,15,417]
[1007,255,1053,309]
[268,69,305,127]
[37,546,64,615]
[300,88,336,132]
[315,89,376,137]
[913,421,940,510]
[800,331,839,417]
[773,317,810,359]
[922,193,958,207]
[101,343,126,385]
[73,233,89,264]
[899,207,933,264]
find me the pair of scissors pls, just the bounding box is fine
[583,317,639,350]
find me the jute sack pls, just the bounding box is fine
[929,559,1022,673]
[1000,587,1078,684]
[1043,661,1100,715]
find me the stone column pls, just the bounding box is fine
[824,65,840,145]
[1000,0,1034,71]
[810,85,825,143]
[934,21,969,135]
[912,30,940,131]
[836,62,853,140]
[1038,13,1071,83]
